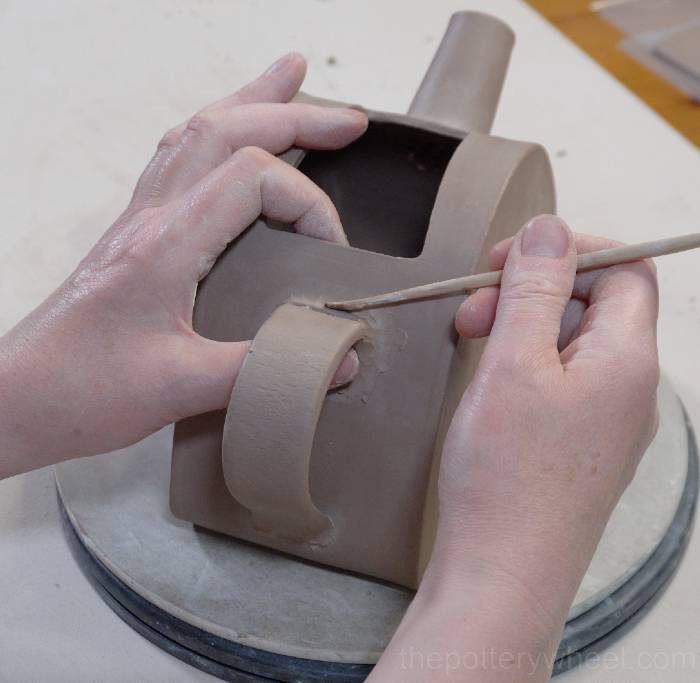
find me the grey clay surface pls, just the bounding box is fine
[56,377,689,662]
[170,11,556,587]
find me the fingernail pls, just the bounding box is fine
[265,53,295,75]
[341,108,369,127]
[521,215,570,258]
[331,348,359,388]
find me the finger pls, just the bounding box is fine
[457,232,620,339]
[158,53,308,151]
[330,348,360,388]
[558,298,587,351]
[488,232,621,270]
[203,52,308,112]
[484,214,576,368]
[456,227,655,358]
[560,260,659,370]
[130,52,307,209]
[455,286,499,338]
[489,232,631,301]
[569,255,656,301]
[133,103,367,206]
[173,52,309,131]
[163,146,348,278]
[457,288,586,352]
[168,339,359,418]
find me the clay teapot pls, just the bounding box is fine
[170,11,555,588]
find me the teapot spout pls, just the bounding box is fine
[408,11,514,134]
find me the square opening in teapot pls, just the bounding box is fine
[268,120,461,258]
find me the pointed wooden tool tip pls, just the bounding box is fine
[325,300,360,312]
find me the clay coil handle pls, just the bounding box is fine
[222,304,366,543]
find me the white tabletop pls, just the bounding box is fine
[2,1,700,681]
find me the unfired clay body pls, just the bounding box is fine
[170,11,556,588]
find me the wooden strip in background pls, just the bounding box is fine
[523,0,700,148]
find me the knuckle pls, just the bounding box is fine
[604,258,659,293]
[501,272,568,309]
[642,257,658,277]
[183,112,215,140]
[232,145,274,167]
[157,126,182,152]
[622,257,658,282]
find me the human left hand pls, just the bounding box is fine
[0,53,367,477]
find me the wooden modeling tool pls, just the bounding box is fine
[326,232,700,312]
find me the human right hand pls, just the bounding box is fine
[371,215,659,682]
[437,214,659,602]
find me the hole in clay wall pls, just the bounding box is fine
[267,121,461,258]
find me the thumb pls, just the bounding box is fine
[487,214,576,365]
